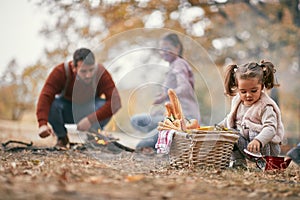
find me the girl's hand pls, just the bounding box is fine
[247,139,261,153]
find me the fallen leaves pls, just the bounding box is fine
[0,150,299,200]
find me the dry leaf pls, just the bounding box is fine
[10,162,16,169]
[125,175,144,182]
[88,176,104,184]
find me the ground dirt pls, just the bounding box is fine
[0,117,300,200]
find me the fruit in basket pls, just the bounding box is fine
[186,119,200,129]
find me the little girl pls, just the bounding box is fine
[219,61,285,168]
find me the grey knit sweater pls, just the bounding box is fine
[221,92,284,146]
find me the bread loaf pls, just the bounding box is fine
[168,89,183,120]
[164,102,175,118]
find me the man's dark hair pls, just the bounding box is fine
[73,48,95,67]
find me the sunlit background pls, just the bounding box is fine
[0,0,299,151]
[0,0,48,75]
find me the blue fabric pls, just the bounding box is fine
[130,113,164,133]
[130,113,163,150]
[48,96,110,138]
[136,132,159,150]
[287,143,300,165]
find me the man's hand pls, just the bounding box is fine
[77,117,92,131]
[247,139,261,153]
[38,125,54,138]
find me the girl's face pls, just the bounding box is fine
[237,77,263,106]
[159,40,180,63]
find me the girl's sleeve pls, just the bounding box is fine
[255,106,277,147]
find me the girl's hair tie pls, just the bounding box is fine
[258,63,267,72]
[233,65,238,72]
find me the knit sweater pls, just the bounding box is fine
[36,61,121,127]
[224,92,284,146]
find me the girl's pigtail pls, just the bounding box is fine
[260,60,276,89]
[224,64,238,96]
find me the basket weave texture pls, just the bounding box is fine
[169,131,239,169]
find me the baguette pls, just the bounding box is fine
[168,89,183,120]
[158,122,174,129]
[158,126,180,131]
[157,123,181,131]
[172,119,181,129]
[164,102,175,118]
[159,120,179,130]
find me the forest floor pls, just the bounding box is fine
[0,115,300,200]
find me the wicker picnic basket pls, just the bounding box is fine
[169,130,239,169]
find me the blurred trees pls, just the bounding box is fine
[0,0,299,137]
[33,0,300,98]
[0,60,47,120]
[32,0,299,134]
[34,0,300,63]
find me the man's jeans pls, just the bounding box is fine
[48,96,110,138]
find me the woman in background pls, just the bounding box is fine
[131,33,200,152]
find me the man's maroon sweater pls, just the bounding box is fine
[36,62,121,127]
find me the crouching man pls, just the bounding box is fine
[36,48,121,148]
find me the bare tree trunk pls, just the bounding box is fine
[281,0,300,27]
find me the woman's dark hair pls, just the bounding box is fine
[162,33,183,57]
[224,60,277,96]
[73,48,95,67]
